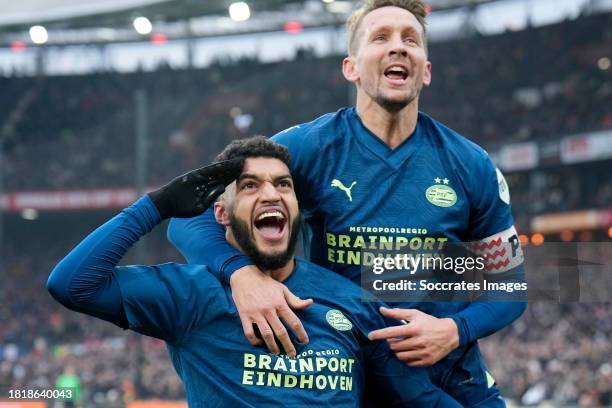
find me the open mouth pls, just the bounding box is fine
[254,210,287,241]
[384,65,408,81]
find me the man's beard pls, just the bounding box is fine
[230,213,300,271]
[373,83,419,113]
[374,93,416,113]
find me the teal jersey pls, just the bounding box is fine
[48,197,462,407]
[273,107,525,316]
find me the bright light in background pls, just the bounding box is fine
[133,17,153,35]
[598,57,611,71]
[29,25,48,44]
[10,40,27,52]
[20,208,39,220]
[321,0,334,3]
[531,233,544,246]
[229,2,250,22]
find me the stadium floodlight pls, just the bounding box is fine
[229,2,250,22]
[29,25,48,45]
[133,17,153,35]
[322,0,335,3]
[598,57,610,71]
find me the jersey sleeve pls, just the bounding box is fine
[47,196,222,343]
[272,125,319,214]
[113,262,224,342]
[47,196,161,329]
[167,208,253,284]
[449,151,527,345]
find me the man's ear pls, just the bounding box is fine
[214,200,231,226]
[342,56,360,83]
[422,60,432,87]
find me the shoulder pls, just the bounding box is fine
[114,263,229,341]
[419,112,498,189]
[115,262,224,300]
[272,107,351,148]
[419,111,490,162]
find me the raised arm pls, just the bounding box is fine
[46,197,158,328]
[47,196,174,339]
[47,160,243,339]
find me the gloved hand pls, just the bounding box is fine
[148,157,244,219]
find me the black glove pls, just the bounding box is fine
[148,157,244,219]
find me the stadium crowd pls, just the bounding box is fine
[1,11,611,187]
[1,8,611,408]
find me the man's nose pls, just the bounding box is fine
[388,35,408,57]
[260,181,281,201]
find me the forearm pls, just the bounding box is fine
[168,208,253,283]
[47,196,161,326]
[370,360,463,408]
[449,268,527,345]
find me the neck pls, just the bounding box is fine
[265,259,295,282]
[355,92,419,149]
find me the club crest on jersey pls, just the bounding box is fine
[331,179,357,202]
[425,178,457,208]
[325,310,353,331]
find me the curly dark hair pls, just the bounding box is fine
[215,136,291,169]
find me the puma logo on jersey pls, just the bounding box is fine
[331,179,357,202]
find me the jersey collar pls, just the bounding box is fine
[347,107,424,170]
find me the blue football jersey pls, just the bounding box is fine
[47,197,461,407]
[273,107,525,317]
[115,257,457,407]
[164,107,527,407]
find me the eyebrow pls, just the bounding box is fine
[238,173,293,182]
[369,25,422,39]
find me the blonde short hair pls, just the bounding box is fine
[346,0,428,56]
